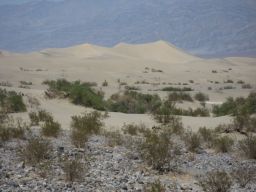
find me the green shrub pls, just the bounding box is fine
[197,170,232,192]
[20,137,52,165]
[194,92,209,102]
[239,135,256,159]
[168,92,193,102]
[162,87,193,92]
[108,91,161,114]
[41,120,61,138]
[214,136,234,153]
[213,93,256,116]
[0,89,26,113]
[122,123,139,136]
[43,79,105,110]
[71,111,104,147]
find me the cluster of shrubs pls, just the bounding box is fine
[43,79,105,110]
[162,86,193,92]
[167,92,193,102]
[213,92,256,116]
[107,91,161,114]
[0,88,26,113]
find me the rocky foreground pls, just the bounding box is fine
[0,127,256,192]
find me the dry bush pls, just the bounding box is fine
[214,136,234,153]
[197,170,232,192]
[140,130,174,172]
[144,179,166,192]
[198,127,217,148]
[184,131,201,153]
[20,137,52,165]
[103,130,123,147]
[194,92,209,102]
[71,111,104,148]
[38,110,54,122]
[41,120,61,138]
[29,111,40,125]
[239,134,256,159]
[0,117,28,143]
[232,163,256,188]
[62,156,86,183]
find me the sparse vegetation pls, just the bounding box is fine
[144,179,166,192]
[214,136,234,153]
[184,131,201,153]
[239,135,256,159]
[242,83,252,89]
[232,163,256,188]
[197,170,232,192]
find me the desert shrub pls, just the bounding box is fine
[102,80,108,87]
[168,92,193,102]
[198,127,217,147]
[239,135,256,159]
[20,137,52,165]
[38,109,54,122]
[41,120,61,138]
[124,85,140,91]
[181,107,210,117]
[144,179,166,192]
[20,81,32,85]
[194,92,209,102]
[0,88,26,113]
[242,84,252,89]
[224,79,234,83]
[122,123,140,136]
[197,170,232,192]
[237,80,245,84]
[108,91,161,114]
[213,93,256,116]
[29,112,40,125]
[0,117,27,142]
[103,130,123,147]
[43,79,105,110]
[140,130,174,172]
[71,111,104,147]
[162,87,193,92]
[232,163,256,188]
[62,156,86,182]
[184,132,201,153]
[214,136,234,153]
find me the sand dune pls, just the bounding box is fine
[0,41,255,131]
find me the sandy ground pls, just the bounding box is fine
[0,41,255,131]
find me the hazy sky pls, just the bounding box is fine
[0,0,63,5]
